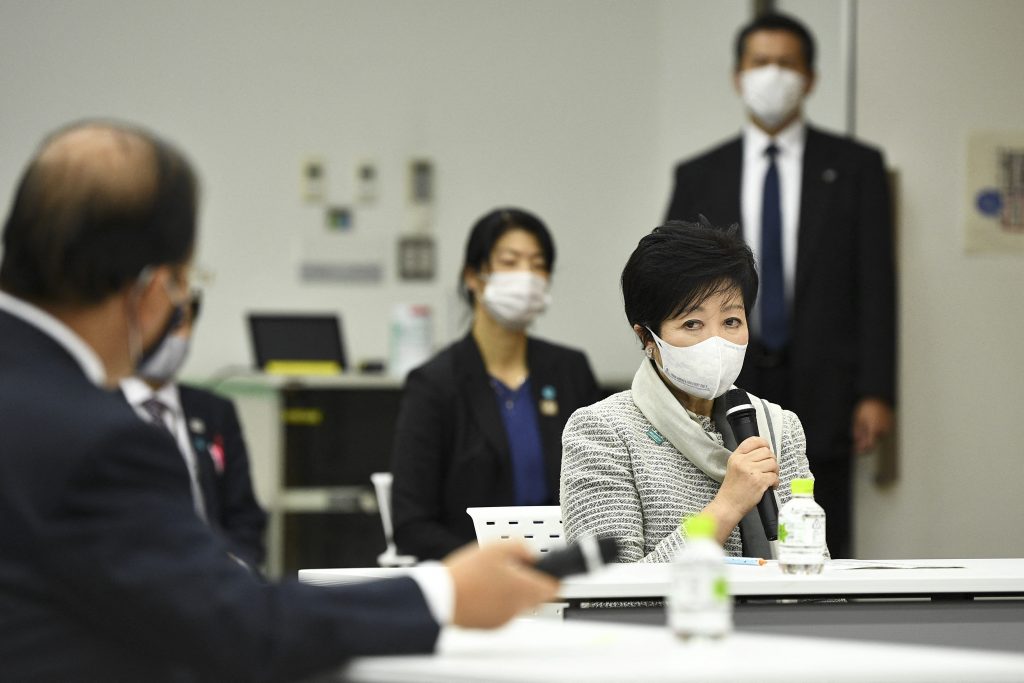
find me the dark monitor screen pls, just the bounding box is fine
[247,314,347,371]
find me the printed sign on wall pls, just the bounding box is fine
[966,132,1024,253]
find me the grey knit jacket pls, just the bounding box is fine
[560,390,812,562]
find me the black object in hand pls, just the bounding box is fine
[532,537,621,578]
[725,388,779,542]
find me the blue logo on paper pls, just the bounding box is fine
[976,189,1003,217]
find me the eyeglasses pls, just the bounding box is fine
[136,263,214,306]
[188,264,215,289]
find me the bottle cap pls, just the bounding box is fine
[791,478,815,495]
[681,513,716,539]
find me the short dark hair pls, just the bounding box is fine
[0,120,198,306]
[459,207,556,305]
[734,12,816,72]
[621,219,758,344]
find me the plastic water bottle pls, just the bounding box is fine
[667,514,732,639]
[777,478,827,575]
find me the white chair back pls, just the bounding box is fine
[466,505,566,555]
[370,472,417,567]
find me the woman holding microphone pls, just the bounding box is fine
[560,220,818,562]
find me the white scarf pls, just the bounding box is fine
[630,358,783,482]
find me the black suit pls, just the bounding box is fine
[391,334,600,560]
[177,385,267,566]
[665,125,896,557]
[0,309,438,682]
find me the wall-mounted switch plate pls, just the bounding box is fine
[302,157,326,203]
[398,235,435,280]
[356,160,378,204]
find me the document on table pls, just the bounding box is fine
[829,560,966,570]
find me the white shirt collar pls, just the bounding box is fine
[121,376,182,415]
[743,118,806,160]
[0,290,107,386]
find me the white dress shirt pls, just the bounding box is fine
[0,290,106,386]
[741,119,806,327]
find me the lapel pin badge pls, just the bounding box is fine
[209,435,226,474]
[822,168,837,183]
[539,385,559,417]
[189,418,206,434]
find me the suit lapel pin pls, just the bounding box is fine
[822,168,838,183]
[209,434,226,474]
[189,417,206,434]
[539,384,559,417]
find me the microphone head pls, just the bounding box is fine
[725,388,754,414]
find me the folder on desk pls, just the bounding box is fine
[247,313,347,374]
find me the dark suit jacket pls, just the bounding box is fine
[391,334,601,560]
[178,384,267,567]
[0,309,438,682]
[665,125,896,459]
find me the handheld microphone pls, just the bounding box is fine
[532,536,621,579]
[725,388,778,541]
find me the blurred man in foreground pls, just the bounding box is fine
[0,120,557,682]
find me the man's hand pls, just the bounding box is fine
[851,398,894,454]
[443,542,559,629]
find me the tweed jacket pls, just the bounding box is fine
[560,390,812,561]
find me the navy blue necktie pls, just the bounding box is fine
[760,143,787,351]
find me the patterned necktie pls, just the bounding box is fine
[142,397,172,433]
[760,143,788,351]
[140,396,208,521]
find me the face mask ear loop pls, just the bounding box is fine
[645,327,667,373]
[127,266,156,366]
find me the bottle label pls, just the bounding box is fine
[779,512,825,548]
[668,558,732,638]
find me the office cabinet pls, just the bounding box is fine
[217,374,403,577]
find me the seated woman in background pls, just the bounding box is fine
[391,208,601,561]
[561,220,815,562]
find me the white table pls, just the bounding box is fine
[302,558,1024,654]
[337,617,1024,682]
[560,557,1024,600]
[300,557,1024,600]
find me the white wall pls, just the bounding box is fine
[853,0,1024,558]
[0,0,668,384]
[1,1,1021,558]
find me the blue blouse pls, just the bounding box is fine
[490,377,548,506]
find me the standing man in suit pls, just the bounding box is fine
[122,290,268,568]
[0,119,557,682]
[664,13,896,558]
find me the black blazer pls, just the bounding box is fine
[665,125,896,458]
[391,334,601,560]
[0,309,438,682]
[179,384,267,567]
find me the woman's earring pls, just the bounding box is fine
[645,346,653,359]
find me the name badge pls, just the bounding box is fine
[539,385,559,417]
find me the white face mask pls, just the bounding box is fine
[137,335,191,384]
[739,64,807,129]
[481,271,551,331]
[647,328,747,400]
